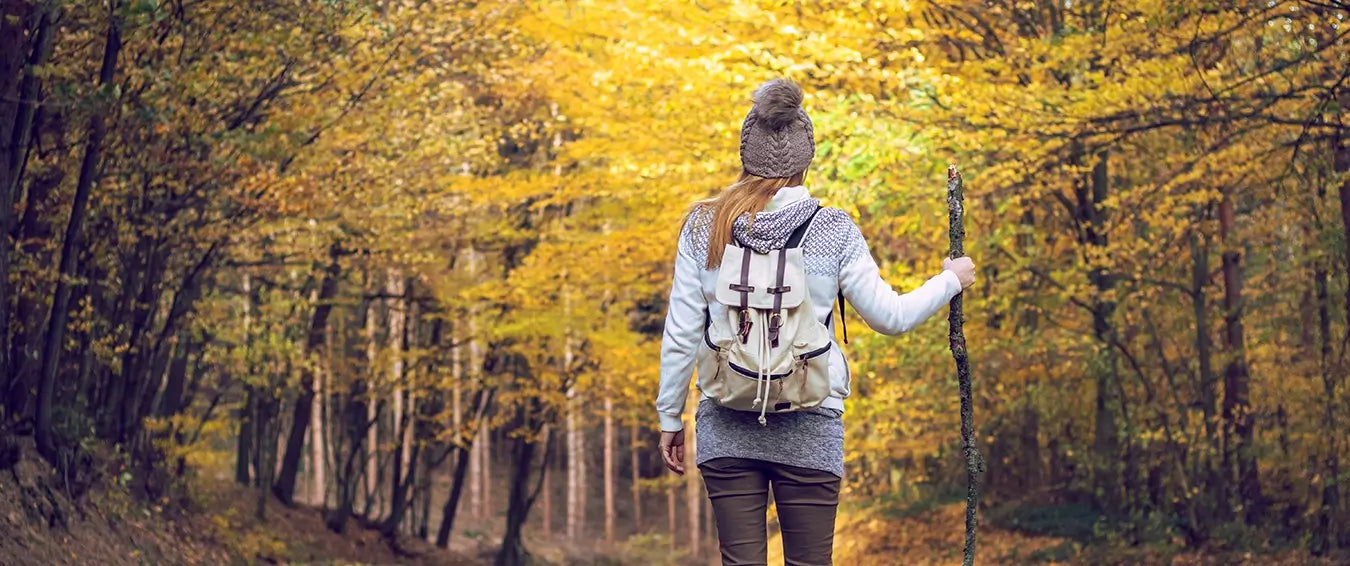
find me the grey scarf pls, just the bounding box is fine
[731,197,821,253]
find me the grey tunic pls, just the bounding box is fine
[694,398,845,478]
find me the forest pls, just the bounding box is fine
[1,0,1349,565]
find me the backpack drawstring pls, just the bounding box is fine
[754,312,771,426]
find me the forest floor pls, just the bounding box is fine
[4,436,1349,566]
[0,437,479,566]
[784,496,1350,566]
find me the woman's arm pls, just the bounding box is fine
[838,217,964,336]
[655,222,708,432]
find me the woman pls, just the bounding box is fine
[655,78,977,566]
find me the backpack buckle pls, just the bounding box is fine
[768,312,782,348]
[737,309,752,343]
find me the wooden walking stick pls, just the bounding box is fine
[947,165,985,566]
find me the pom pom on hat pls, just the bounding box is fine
[752,78,805,131]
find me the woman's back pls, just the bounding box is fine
[655,77,975,566]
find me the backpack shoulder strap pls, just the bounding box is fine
[835,290,849,344]
[785,205,823,249]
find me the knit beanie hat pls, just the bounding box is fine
[739,78,815,179]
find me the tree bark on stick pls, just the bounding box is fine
[946,166,983,566]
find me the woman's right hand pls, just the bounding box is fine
[659,429,686,475]
[943,256,977,289]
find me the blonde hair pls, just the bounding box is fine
[689,170,806,270]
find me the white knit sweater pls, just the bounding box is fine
[656,186,963,432]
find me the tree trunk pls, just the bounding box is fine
[470,425,482,519]
[366,294,381,517]
[475,322,491,521]
[667,484,676,552]
[1079,151,1121,513]
[381,427,420,541]
[1218,189,1261,521]
[494,401,553,566]
[685,395,700,558]
[436,387,495,548]
[543,429,553,539]
[631,420,642,533]
[604,396,615,545]
[567,392,580,540]
[383,273,409,530]
[1313,266,1340,555]
[325,369,370,534]
[34,7,120,462]
[310,371,326,506]
[1,2,56,402]
[273,245,342,504]
[483,426,492,519]
[495,437,535,566]
[384,405,408,537]
[387,273,406,515]
[436,444,475,547]
[1337,89,1350,359]
[235,275,256,485]
[255,392,274,520]
[1190,231,1220,521]
[237,387,255,485]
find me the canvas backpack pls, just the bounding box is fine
[697,207,843,426]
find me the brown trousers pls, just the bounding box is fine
[699,457,841,566]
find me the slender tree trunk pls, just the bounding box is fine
[383,273,410,530]
[310,372,326,506]
[365,296,381,517]
[543,428,553,539]
[667,484,676,552]
[477,330,491,521]
[496,435,537,566]
[631,420,642,533]
[385,404,407,535]
[1079,151,1121,513]
[436,387,495,547]
[326,373,370,533]
[237,387,255,484]
[1337,89,1350,355]
[483,423,493,520]
[1,2,56,400]
[402,284,418,532]
[388,273,406,511]
[35,7,120,462]
[685,399,700,559]
[1218,189,1261,521]
[604,396,615,545]
[255,392,273,520]
[567,391,579,540]
[381,430,420,541]
[470,424,482,519]
[1313,266,1340,555]
[495,400,553,566]
[235,275,256,485]
[274,245,342,504]
[1190,231,1220,521]
[436,444,475,547]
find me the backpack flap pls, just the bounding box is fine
[713,245,807,309]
